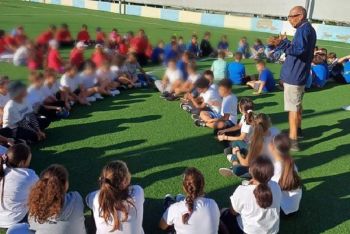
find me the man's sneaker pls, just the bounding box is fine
[290,139,300,152]
[194,119,206,127]
[86,96,96,102]
[297,128,304,139]
[219,168,234,177]
[94,93,104,100]
[191,114,200,121]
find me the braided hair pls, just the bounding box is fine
[182,167,205,224]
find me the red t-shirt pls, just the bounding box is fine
[14,34,27,45]
[4,36,17,48]
[56,29,72,42]
[145,43,153,58]
[118,43,129,55]
[0,38,6,54]
[28,49,43,70]
[47,48,62,72]
[96,32,106,42]
[91,51,107,67]
[37,31,54,45]
[77,30,90,42]
[130,36,148,54]
[70,48,84,67]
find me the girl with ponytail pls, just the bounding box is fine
[28,164,86,234]
[219,113,279,178]
[86,160,144,234]
[0,144,38,228]
[269,133,302,215]
[220,156,282,234]
[160,167,220,234]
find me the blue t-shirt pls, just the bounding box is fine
[151,47,164,64]
[227,61,246,85]
[164,49,178,64]
[311,63,328,87]
[187,42,200,56]
[343,61,350,83]
[218,41,229,50]
[259,68,275,92]
[177,60,188,80]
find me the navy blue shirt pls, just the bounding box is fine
[280,21,316,85]
[177,60,188,80]
[259,68,276,92]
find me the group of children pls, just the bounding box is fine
[0,23,347,234]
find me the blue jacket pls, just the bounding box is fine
[280,21,316,85]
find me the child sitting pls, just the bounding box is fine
[237,37,250,59]
[327,53,350,84]
[47,39,64,73]
[78,60,104,100]
[91,44,108,67]
[220,156,281,234]
[36,25,56,47]
[0,144,38,228]
[187,34,200,58]
[211,50,227,80]
[306,54,329,89]
[160,167,220,234]
[269,133,302,216]
[151,40,165,64]
[217,98,254,150]
[227,52,246,85]
[194,79,236,130]
[55,23,74,47]
[95,27,106,45]
[28,164,86,234]
[27,71,68,121]
[219,113,279,178]
[76,24,91,44]
[86,160,145,234]
[13,40,32,67]
[60,65,90,106]
[124,52,148,87]
[96,62,120,96]
[155,59,183,98]
[200,31,215,57]
[69,41,86,70]
[247,60,276,94]
[3,81,49,143]
[111,55,136,89]
[27,43,43,71]
[178,61,200,95]
[251,38,265,60]
[217,35,230,55]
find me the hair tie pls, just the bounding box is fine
[99,177,113,186]
[247,110,253,113]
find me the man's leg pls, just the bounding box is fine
[289,111,298,140]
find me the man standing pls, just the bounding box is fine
[280,6,316,151]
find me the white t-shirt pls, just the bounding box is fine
[231,181,282,234]
[0,166,39,228]
[220,94,237,124]
[27,85,47,110]
[3,100,33,129]
[43,81,60,98]
[0,93,10,125]
[165,68,183,84]
[239,115,252,142]
[187,73,200,83]
[200,87,222,114]
[162,197,220,234]
[13,46,28,66]
[97,69,115,82]
[272,161,302,215]
[86,185,144,234]
[79,72,97,89]
[60,74,81,92]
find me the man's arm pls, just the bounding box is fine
[285,29,308,56]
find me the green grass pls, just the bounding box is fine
[1,1,350,233]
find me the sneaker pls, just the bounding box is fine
[219,168,234,177]
[180,104,192,113]
[94,93,104,100]
[160,92,170,99]
[191,114,200,121]
[342,105,350,111]
[290,139,300,152]
[297,128,304,139]
[226,154,233,163]
[110,89,120,96]
[165,94,179,101]
[86,96,97,102]
[194,119,206,127]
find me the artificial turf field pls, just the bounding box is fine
[1,1,350,233]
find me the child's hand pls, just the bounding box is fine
[217,130,226,135]
[232,147,240,154]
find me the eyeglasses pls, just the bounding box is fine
[288,13,302,18]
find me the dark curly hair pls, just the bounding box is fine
[28,164,68,223]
